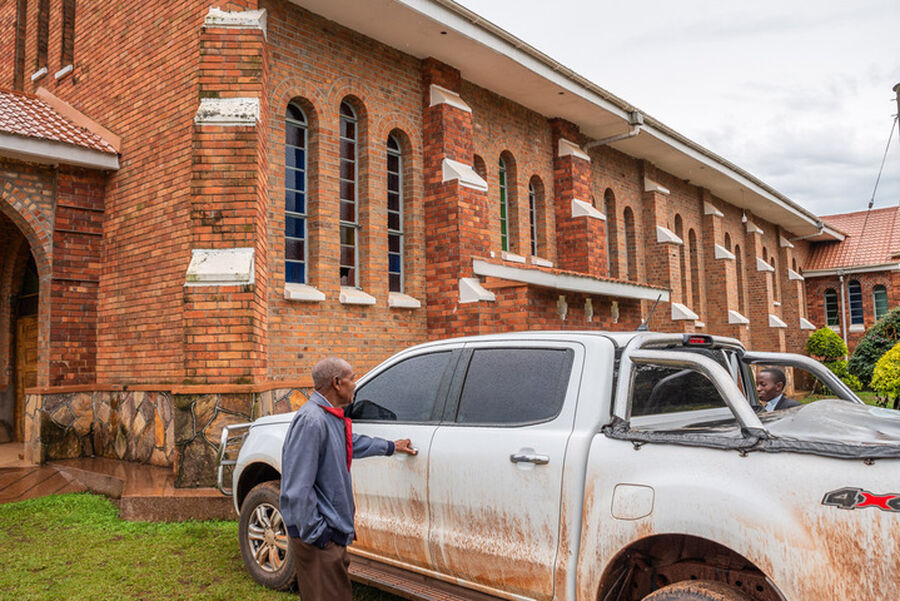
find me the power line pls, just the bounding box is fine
[867,114,897,210]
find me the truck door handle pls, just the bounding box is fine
[510,453,550,465]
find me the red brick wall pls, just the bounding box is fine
[50,168,105,384]
[263,0,429,378]
[805,271,897,351]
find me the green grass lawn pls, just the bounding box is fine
[0,493,402,601]
[797,389,887,406]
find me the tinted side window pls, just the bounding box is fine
[456,348,573,425]
[631,364,726,416]
[352,352,451,422]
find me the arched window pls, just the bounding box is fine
[689,229,700,311]
[387,134,403,293]
[499,157,509,252]
[735,244,745,313]
[873,285,889,321]
[724,233,732,251]
[674,214,686,300]
[528,177,544,257]
[623,207,637,280]
[284,101,308,284]
[604,189,618,277]
[339,101,358,287]
[848,280,863,324]
[824,288,839,326]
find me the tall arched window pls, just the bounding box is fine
[674,214,686,300]
[623,207,637,280]
[387,134,403,293]
[499,157,509,252]
[339,101,358,287]
[604,189,618,278]
[824,288,839,326]
[285,101,308,284]
[735,244,745,313]
[874,285,889,321]
[724,233,732,251]
[689,229,700,311]
[473,154,486,180]
[528,177,544,257]
[848,280,863,325]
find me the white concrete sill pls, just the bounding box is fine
[340,286,376,305]
[388,292,421,309]
[284,283,325,302]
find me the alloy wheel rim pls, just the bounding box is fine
[247,502,288,572]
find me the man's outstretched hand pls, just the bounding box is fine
[394,439,417,455]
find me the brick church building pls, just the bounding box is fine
[0,0,880,484]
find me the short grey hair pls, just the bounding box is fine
[312,357,352,390]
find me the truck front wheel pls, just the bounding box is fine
[642,580,753,601]
[238,480,296,590]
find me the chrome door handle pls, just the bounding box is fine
[510,453,550,465]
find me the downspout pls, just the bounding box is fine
[789,223,826,241]
[583,111,644,151]
[838,270,848,347]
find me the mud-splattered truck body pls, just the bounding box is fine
[218,331,900,601]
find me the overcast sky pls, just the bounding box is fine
[457,0,900,217]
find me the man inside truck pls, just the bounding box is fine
[755,367,801,412]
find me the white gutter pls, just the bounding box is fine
[0,132,119,170]
[472,259,669,302]
[802,262,900,278]
[584,111,644,151]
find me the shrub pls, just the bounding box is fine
[823,359,862,392]
[805,327,847,361]
[870,342,900,406]
[848,307,900,388]
[805,328,860,392]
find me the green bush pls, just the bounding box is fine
[805,328,860,392]
[848,306,900,388]
[805,327,847,361]
[870,341,900,401]
[824,359,862,392]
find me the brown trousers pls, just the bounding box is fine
[290,537,352,601]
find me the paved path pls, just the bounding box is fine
[0,444,234,520]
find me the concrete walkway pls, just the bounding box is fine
[0,443,235,521]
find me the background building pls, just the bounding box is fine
[0,0,876,484]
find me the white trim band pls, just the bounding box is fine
[441,158,488,191]
[472,259,669,302]
[194,97,260,126]
[571,198,605,220]
[185,248,254,286]
[204,8,267,37]
[429,84,471,112]
[558,138,591,162]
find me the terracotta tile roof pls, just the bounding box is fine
[0,88,117,154]
[806,206,900,271]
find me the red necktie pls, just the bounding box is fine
[321,405,353,471]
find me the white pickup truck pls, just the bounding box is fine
[217,331,900,601]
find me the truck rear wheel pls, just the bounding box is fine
[642,580,753,601]
[238,480,296,591]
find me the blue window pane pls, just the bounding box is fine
[285,146,305,168]
[285,238,305,261]
[285,190,305,214]
[285,168,305,192]
[285,216,305,238]
[286,124,305,147]
[285,261,305,284]
[389,253,401,273]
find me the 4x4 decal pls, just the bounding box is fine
[822,487,900,512]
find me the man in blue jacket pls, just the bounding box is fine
[281,357,416,601]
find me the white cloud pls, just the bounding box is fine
[457,0,900,216]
